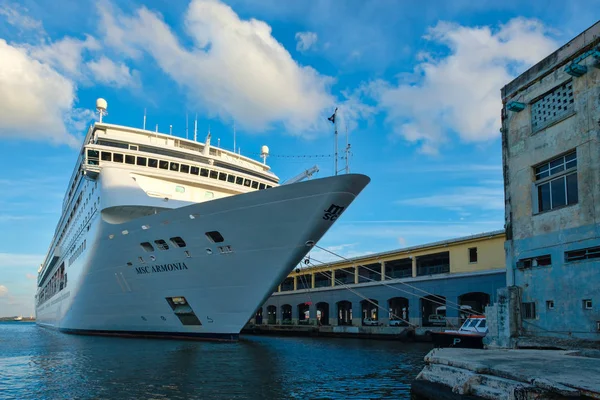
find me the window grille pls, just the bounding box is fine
[522,302,536,319]
[565,246,600,262]
[531,81,574,132]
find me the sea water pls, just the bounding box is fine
[0,322,431,399]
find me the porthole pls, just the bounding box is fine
[205,231,224,243]
[154,239,169,250]
[140,242,154,252]
[170,237,186,248]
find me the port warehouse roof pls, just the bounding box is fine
[292,229,505,275]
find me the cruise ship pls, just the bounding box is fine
[35,99,370,341]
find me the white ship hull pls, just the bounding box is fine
[36,172,369,341]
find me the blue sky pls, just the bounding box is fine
[0,0,598,316]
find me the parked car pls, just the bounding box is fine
[363,317,381,326]
[428,314,446,326]
[389,319,404,327]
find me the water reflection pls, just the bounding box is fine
[0,323,431,399]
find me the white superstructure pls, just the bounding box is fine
[35,102,369,341]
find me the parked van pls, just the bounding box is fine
[428,314,446,326]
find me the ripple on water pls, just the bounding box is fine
[0,322,431,399]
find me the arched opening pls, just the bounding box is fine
[388,297,409,326]
[459,292,490,321]
[281,304,292,324]
[361,299,379,325]
[298,302,310,325]
[421,295,446,327]
[266,305,277,325]
[316,302,329,326]
[255,307,263,324]
[337,300,352,326]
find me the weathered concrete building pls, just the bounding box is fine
[252,231,506,330]
[488,21,600,347]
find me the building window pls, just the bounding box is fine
[516,255,551,269]
[101,151,112,161]
[159,160,168,170]
[416,252,450,276]
[583,299,593,310]
[522,302,536,319]
[531,81,574,133]
[190,166,199,175]
[546,300,554,310]
[148,158,158,168]
[565,246,600,262]
[136,157,147,166]
[125,155,135,164]
[180,164,190,174]
[468,247,478,263]
[113,153,124,163]
[533,151,577,213]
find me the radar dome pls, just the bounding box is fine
[261,145,269,155]
[96,98,107,111]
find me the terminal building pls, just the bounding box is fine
[486,21,600,347]
[251,230,505,330]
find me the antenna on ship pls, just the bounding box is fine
[96,98,107,123]
[327,107,338,176]
[202,127,212,156]
[344,122,351,174]
[217,138,220,148]
[194,114,198,142]
[260,145,269,165]
[169,125,173,135]
[143,108,147,130]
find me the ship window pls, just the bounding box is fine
[209,170,218,179]
[129,145,138,151]
[154,239,170,250]
[244,179,251,187]
[113,153,124,163]
[170,237,186,248]
[205,191,214,199]
[251,181,258,189]
[205,231,224,243]
[159,160,168,170]
[101,152,112,161]
[125,155,135,164]
[259,183,266,190]
[180,164,190,173]
[148,158,158,168]
[136,157,147,166]
[190,166,199,175]
[227,175,235,183]
[236,177,244,185]
[170,162,179,172]
[200,168,209,177]
[266,185,273,189]
[218,172,227,181]
[175,185,185,193]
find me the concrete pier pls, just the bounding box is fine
[413,348,600,399]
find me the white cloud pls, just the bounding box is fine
[0,253,45,269]
[29,35,100,76]
[97,0,335,136]
[372,18,558,154]
[0,285,7,297]
[295,31,318,51]
[0,4,43,31]
[396,183,505,212]
[86,56,139,88]
[0,39,88,146]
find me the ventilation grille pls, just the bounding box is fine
[531,81,574,132]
